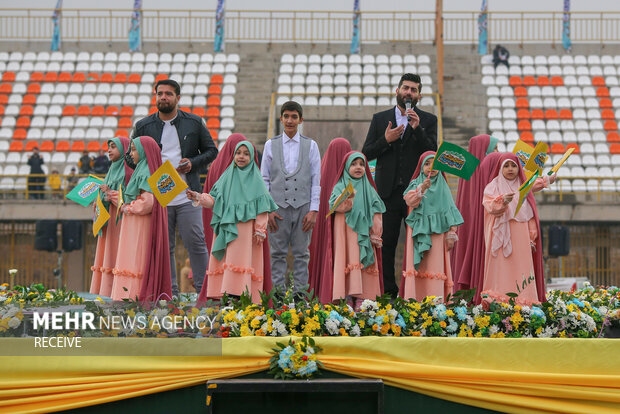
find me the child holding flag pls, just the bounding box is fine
[328,152,385,308]
[400,152,463,302]
[481,153,554,305]
[111,136,171,301]
[90,137,132,297]
[186,141,278,304]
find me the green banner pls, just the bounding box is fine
[65,176,103,206]
[431,142,480,180]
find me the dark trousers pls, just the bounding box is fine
[381,184,408,296]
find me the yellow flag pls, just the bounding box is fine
[549,147,575,175]
[512,139,534,169]
[524,141,549,175]
[326,181,355,218]
[116,184,125,224]
[93,193,110,236]
[515,170,539,217]
[147,160,189,207]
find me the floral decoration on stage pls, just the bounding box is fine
[268,336,324,379]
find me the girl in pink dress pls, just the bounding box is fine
[400,151,464,302]
[187,140,277,303]
[90,137,132,297]
[328,151,385,308]
[481,153,554,305]
[111,136,171,302]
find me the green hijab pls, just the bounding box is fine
[101,138,128,209]
[329,152,386,268]
[210,141,278,261]
[486,136,499,155]
[124,137,152,202]
[404,153,464,269]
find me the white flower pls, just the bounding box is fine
[8,269,18,275]
[2,306,19,319]
[325,319,340,335]
[488,325,499,335]
[350,324,361,337]
[472,305,483,316]
[360,300,378,316]
[272,320,288,336]
[158,300,167,307]
[8,316,21,329]
[152,308,169,320]
[342,318,352,329]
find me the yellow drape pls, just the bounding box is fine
[0,337,618,413]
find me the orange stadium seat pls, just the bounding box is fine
[592,77,605,87]
[206,107,220,118]
[13,129,27,140]
[518,120,531,130]
[92,106,105,116]
[208,85,222,95]
[610,143,620,154]
[155,74,168,83]
[514,86,527,97]
[207,96,221,107]
[22,95,37,105]
[0,95,7,104]
[522,76,536,86]
[149,107,157,114]
[150,96,157,106]
[40,140,54,152]
[566,143,580,154]
[118,118,132,128]
[520,131,534,143]
[9,141,24,152]
[73,72,86,82]
[63,106,77,116]
[2,72,15,82]
[19,105,34,116]
[516,98,529,109]
[209,129,218,141]
[16,117,30,128]
[550,76,564,86]
[207,118,220,129]
[211,74,224,85]
[509,76,522,87]
[128,74,141,83]
[101,141,109,151]
[58,72,72,82]
[100,73,114,83]
[544,109,558,120]
[607,132,620,143]
[0,83,12,94]
[44,72,58,82]
[86,73,100,82]
[115,129,129,137]
[550,143,565,154]
[531,108,544,119]
[599,98,612,109]
[77,106,91,116]
[604,120,618,131]
[114,73,127,83]
[25,141,39,151]
[70,141,85,152]
[120,106,134,117]
[536,76,549,86]
[30,72,44,82]
[192,107,206,117]
[559,109,573,119]
[56,141,70,152]
[601,109,615,120]
[27,83,41,94]
[86,142,101,152]
[597,87,610,97]
[0,105,4,116]
[105,106,119,116]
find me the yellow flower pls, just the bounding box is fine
[358,320,365,328]
[339,327,348,336]
[380,324,390,335]
[372,324,379,331]
[446,310,454,317]
[474,315,490,329]
[391,324,401,336]
[439,321,447,328]
[510,312,524,328]
[410,330,422,337]
[490,332,506,338]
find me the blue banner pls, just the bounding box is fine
[50,0,62,51]
[129,0,142,52]
[214,0,225,52]
[562,0,572,52]
[477,0,488,55]
[350,0,360,54]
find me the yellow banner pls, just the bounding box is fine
[92,193,110,236]
[515,170,539,217]
[549,147,575,175]
[326,181,355,218]
[512,139,534,169]
[524,141,549,175]
[147,160,189,208]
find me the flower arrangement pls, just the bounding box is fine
[0,283,83,305]
[268,336,324,379]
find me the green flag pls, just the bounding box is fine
[65,176,103,206]
[431,141,480,180]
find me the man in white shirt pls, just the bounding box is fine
[261,101,321,299]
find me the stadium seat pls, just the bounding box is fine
[607,132,620,143]
[9,141,24,152]
[86,142,100,152]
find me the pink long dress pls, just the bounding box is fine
[90,190,122,297]
[110,191,154,301]
[401,188,456,301]
[331,198,382,302]
[481,178,548,305]
[199,194,268,304]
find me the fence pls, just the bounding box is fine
[1,9,619,45]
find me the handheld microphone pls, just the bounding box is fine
[405,99,412,121]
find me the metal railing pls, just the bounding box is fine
[1,9,619,44]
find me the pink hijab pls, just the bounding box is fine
[485,153,546,303]
[197,134,273,303]
[136,136,172,302]
[308,138,352,303]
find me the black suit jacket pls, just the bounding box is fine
[362,106,437,199]
[131,109,218,191]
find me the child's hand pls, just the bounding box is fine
[549,173,557,185]
[446,238,456,251]
[186,189,199,202]
[341,198,354,212]
[370,235,382,248]
[421,176,431,192]
[502,193,515,204]
[99,184,110,193]
[253,230,266,245]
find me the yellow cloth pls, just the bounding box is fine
[48,175,62,191]
[0,337,618,413]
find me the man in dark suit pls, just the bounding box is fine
[362,73,437,297]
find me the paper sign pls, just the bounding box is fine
[524,141,549,175]
[431,141,480,180]
[512,139,535,168]
[548,147,575,175]
[515,170,540,217]
[326,181,355,218]
[93,193,110,236]
[65,175,103,206]
[147,160,189,207]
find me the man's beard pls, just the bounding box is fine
[157,102,176,114]
[396,93,417,109]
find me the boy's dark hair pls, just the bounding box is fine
[155,79,181,95]
[280,101,303,118]
[398,73,422,92]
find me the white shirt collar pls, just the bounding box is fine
[282,131,300,143]
[394,106,407,123]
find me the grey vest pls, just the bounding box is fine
[269,135,312,209]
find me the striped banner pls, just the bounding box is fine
[214,0,225,52]
[129,0,142,52]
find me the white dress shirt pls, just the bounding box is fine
[394,106,409,138]
[160,117,189,206]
